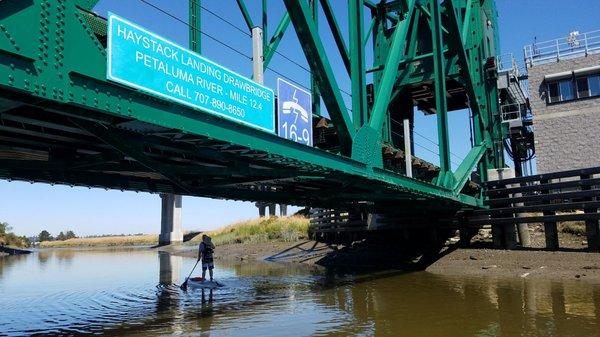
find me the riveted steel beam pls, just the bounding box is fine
[431,0,453,187]
[349,0,368,129]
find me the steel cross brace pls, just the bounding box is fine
[351,0,416,168]
[263,13,290,69]
[283,0,355,155]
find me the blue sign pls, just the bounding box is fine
[277,78,313,146]
[107,14,275,133]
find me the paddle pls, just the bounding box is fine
[180,259,200,291]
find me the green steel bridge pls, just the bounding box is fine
[0,0,524,229]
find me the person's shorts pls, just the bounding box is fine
[202,261,214,270]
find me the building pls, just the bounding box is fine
[525,30,600,174]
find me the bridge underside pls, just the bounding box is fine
[0,0,499,214]
[0,92,475,211]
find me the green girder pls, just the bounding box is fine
[0,0,508,211]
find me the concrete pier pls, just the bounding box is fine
[256,202,286,217]
[159,194,183,245]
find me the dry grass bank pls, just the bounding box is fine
[37,217,309,248]
[39,234,158,248]
[190,216,310,246]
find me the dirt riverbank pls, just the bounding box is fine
[0,245,32,255]
[168,239,600,283]
[427,248,600,283]
[168,240,335,264]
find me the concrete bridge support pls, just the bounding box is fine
[255,203,287,217]
[159,194,183,245]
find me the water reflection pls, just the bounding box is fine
[314,272,600,336]
[158,251,181,285]
[0,249,598,336]
[0,254,27,280]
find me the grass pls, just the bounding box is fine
[559,221,587,236]
[525,212,587,236]
[192,216,310,246]
[38,234,158,248]
[36,216,310,248]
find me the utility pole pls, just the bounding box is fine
[251,25,276,217]
[403,119,413,178]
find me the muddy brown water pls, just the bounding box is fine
[0,248,599,336]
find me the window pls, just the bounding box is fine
[576,77,590,98]
[548,82,560,103]
[559,80,574,100]
[590,75,600,96]
[546,73,600,103]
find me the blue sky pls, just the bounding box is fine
[2,0,599,237]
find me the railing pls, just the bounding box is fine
[497,53,521,74]
[471,166,600,251]
[497,53,530,100]
[524,29,600,67]
[500,103,528,124]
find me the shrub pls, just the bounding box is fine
[559,221,586,236]
[193,216,310,245]
[0,222,30,248]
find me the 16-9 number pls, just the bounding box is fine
[281,122,310,146]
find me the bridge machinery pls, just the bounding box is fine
[0,0,511,239]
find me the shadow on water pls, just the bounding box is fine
[1,249,600,336]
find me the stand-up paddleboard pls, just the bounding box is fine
[187,277,225,289]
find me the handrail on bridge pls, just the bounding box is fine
[524,29,600,67]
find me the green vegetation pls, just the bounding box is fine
[56,230,77,241]
[37,229,77,242]
[0,222,31,248]
[559,221,586,236]
[194,216,310,245]
[38,230,52,242]
[39,234,158,248]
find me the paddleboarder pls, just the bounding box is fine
[198,235,215,281]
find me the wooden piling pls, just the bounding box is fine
[541,179,559,250]
[512,182,531,247]
[581,174,600,252]
[503,224,518,250]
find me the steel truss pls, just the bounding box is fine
[0,0,506,210]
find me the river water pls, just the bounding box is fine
[1,248,599,336]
